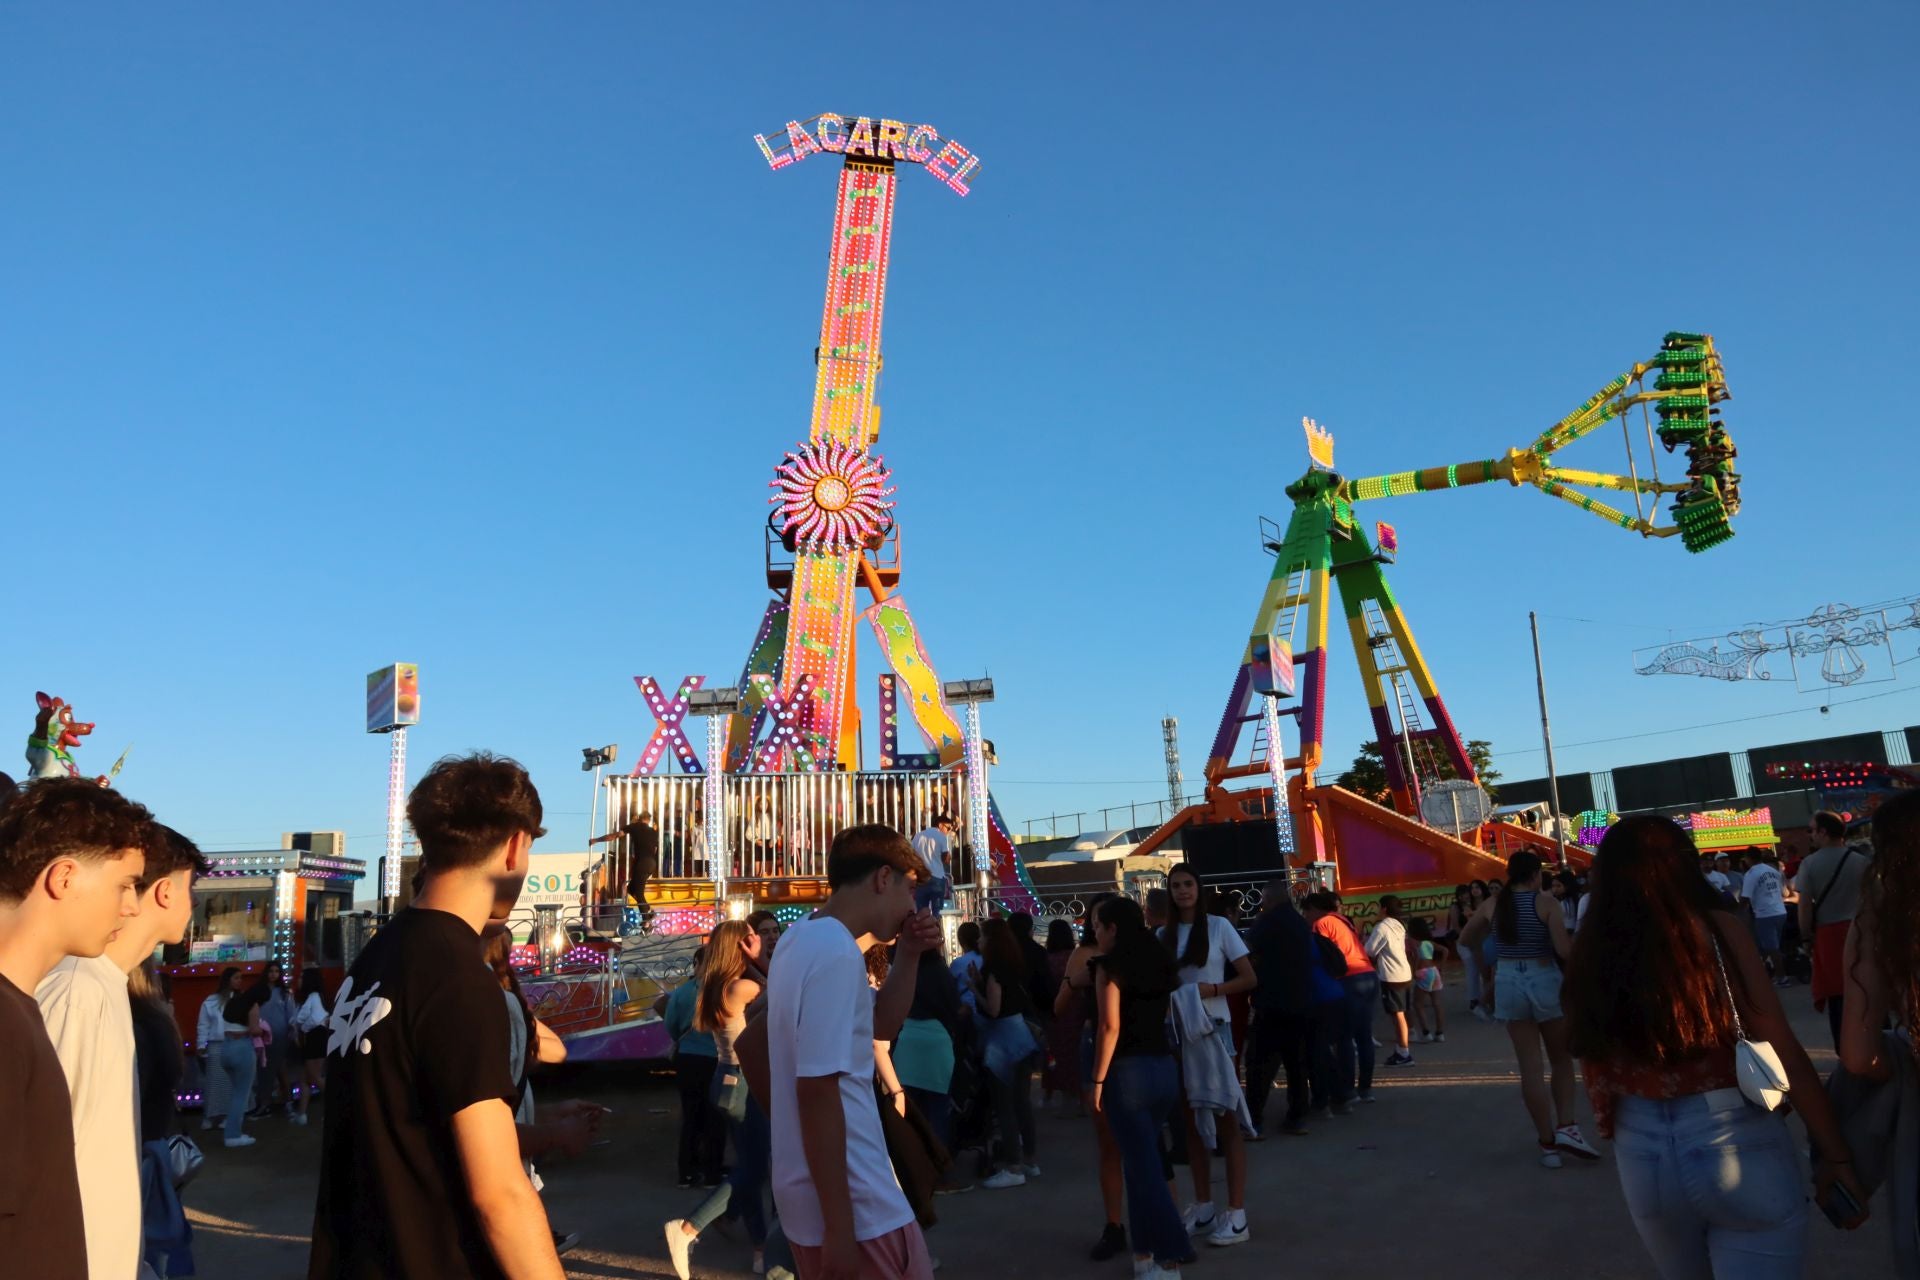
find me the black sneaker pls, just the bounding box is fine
[1089,1223,1127,1261]
[552,1230,579,1256]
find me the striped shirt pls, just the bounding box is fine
[1495,891,1554,960]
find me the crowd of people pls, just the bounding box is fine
[5,753,1918,1279]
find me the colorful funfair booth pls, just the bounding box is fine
[163,842,366,1052]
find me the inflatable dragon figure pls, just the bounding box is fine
[26,692,119,785]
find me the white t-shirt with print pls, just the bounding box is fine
[1742,863,1787,919]
[1171,915,1250,1022]
[767,916,913,1248]
[36,954,140,1280]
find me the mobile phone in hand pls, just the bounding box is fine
[1820,1179,1864,1228]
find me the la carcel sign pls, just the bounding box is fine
[754,113,981,196]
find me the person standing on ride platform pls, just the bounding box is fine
[589,811,660,928]
[911,815,954,913]
[1796,810,1871,1049]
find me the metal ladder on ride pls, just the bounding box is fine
[1247,545,1313,773]
[1359,598,1431,795]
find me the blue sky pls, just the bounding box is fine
[6,3,1916,862]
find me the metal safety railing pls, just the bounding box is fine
[594,770,974,891]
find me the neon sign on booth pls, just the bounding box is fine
[754,114,981,196]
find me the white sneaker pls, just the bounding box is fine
[980,1168,1027,1189]
[1539,1146,1563,1169]
[1180,1202,1215,1234]
[1434,1033,1446,1043]
[201,1116,217,1131]
[1207,1212,1249,1247]
[664,1219,695,1280]
[1416,1031,1434,1043]
[1554,1123,1602,1161]
[289,1112,308,1127]
[223,1134,256,1148]
[1021,1163,1042,1178]
[1473,1006,1493,1023]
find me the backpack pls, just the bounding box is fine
[1312,932,1347,980]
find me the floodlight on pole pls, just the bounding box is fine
[941,677,995,704]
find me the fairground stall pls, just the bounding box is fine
[162,846,367,1057]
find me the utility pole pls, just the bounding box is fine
[1530,611,1568,868]
[1161,717,1184,815]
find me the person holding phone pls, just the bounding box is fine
[1564,815,1867,1278]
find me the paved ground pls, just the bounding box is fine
[187,987,1889,1278]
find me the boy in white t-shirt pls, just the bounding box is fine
[766,824,943,1280]
[38,821,204,1279]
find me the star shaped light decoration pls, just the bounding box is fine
[769,440,896,552]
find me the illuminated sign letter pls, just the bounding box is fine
[904,123,938,163]
[754,131,795,171]
[815,112,847,153]
[926,140,975,195]
[845,115,876,156]
[876,119,908,160]
[785,120,822,161]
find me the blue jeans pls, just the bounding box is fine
[218,1038,257,1141]
[905,1086,952,1154]
[1612,1090,1808,1279]
[914,878,950,913]
[1104,1055,1191,1267]
[688,1080,771,1244]
[1339,973,1379,1099]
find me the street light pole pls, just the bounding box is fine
[1530,611,1568,868]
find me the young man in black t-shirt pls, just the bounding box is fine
[0,779,151,1280]
[308,752,564,1280]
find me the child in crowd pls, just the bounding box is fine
[1408,917,1445,1043]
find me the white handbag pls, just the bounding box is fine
[1711,936,1791,1112]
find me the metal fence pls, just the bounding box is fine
[597,770,974,889]
[1017,791,1211,841]
[961,864,1330,932]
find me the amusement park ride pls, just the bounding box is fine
[1143,333,1741,911]
[522,115,1033,1058]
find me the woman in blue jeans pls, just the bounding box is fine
[1564,816,1868,1278]
[1459,853,1597,1168]
[216,972,269,1147]
[1089,895,1191,1279]
[664,921,771,1279]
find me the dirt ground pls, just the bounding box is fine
[186,988,1889,1278]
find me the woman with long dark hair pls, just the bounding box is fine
[1057,894,1128,1258]
[1567,816,1865,1276]
[975,917,1042,1188]
[1090,895,1189,1278]
[1459,852,1596,1167]
[895,947,963,1157]
[1041,918,1081,1111]
[1160,864,1255,1246]
[665,920,770,1279]
[1839,791,1918,1270]
[290,967,330,1126]
[194,966,242,1133]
